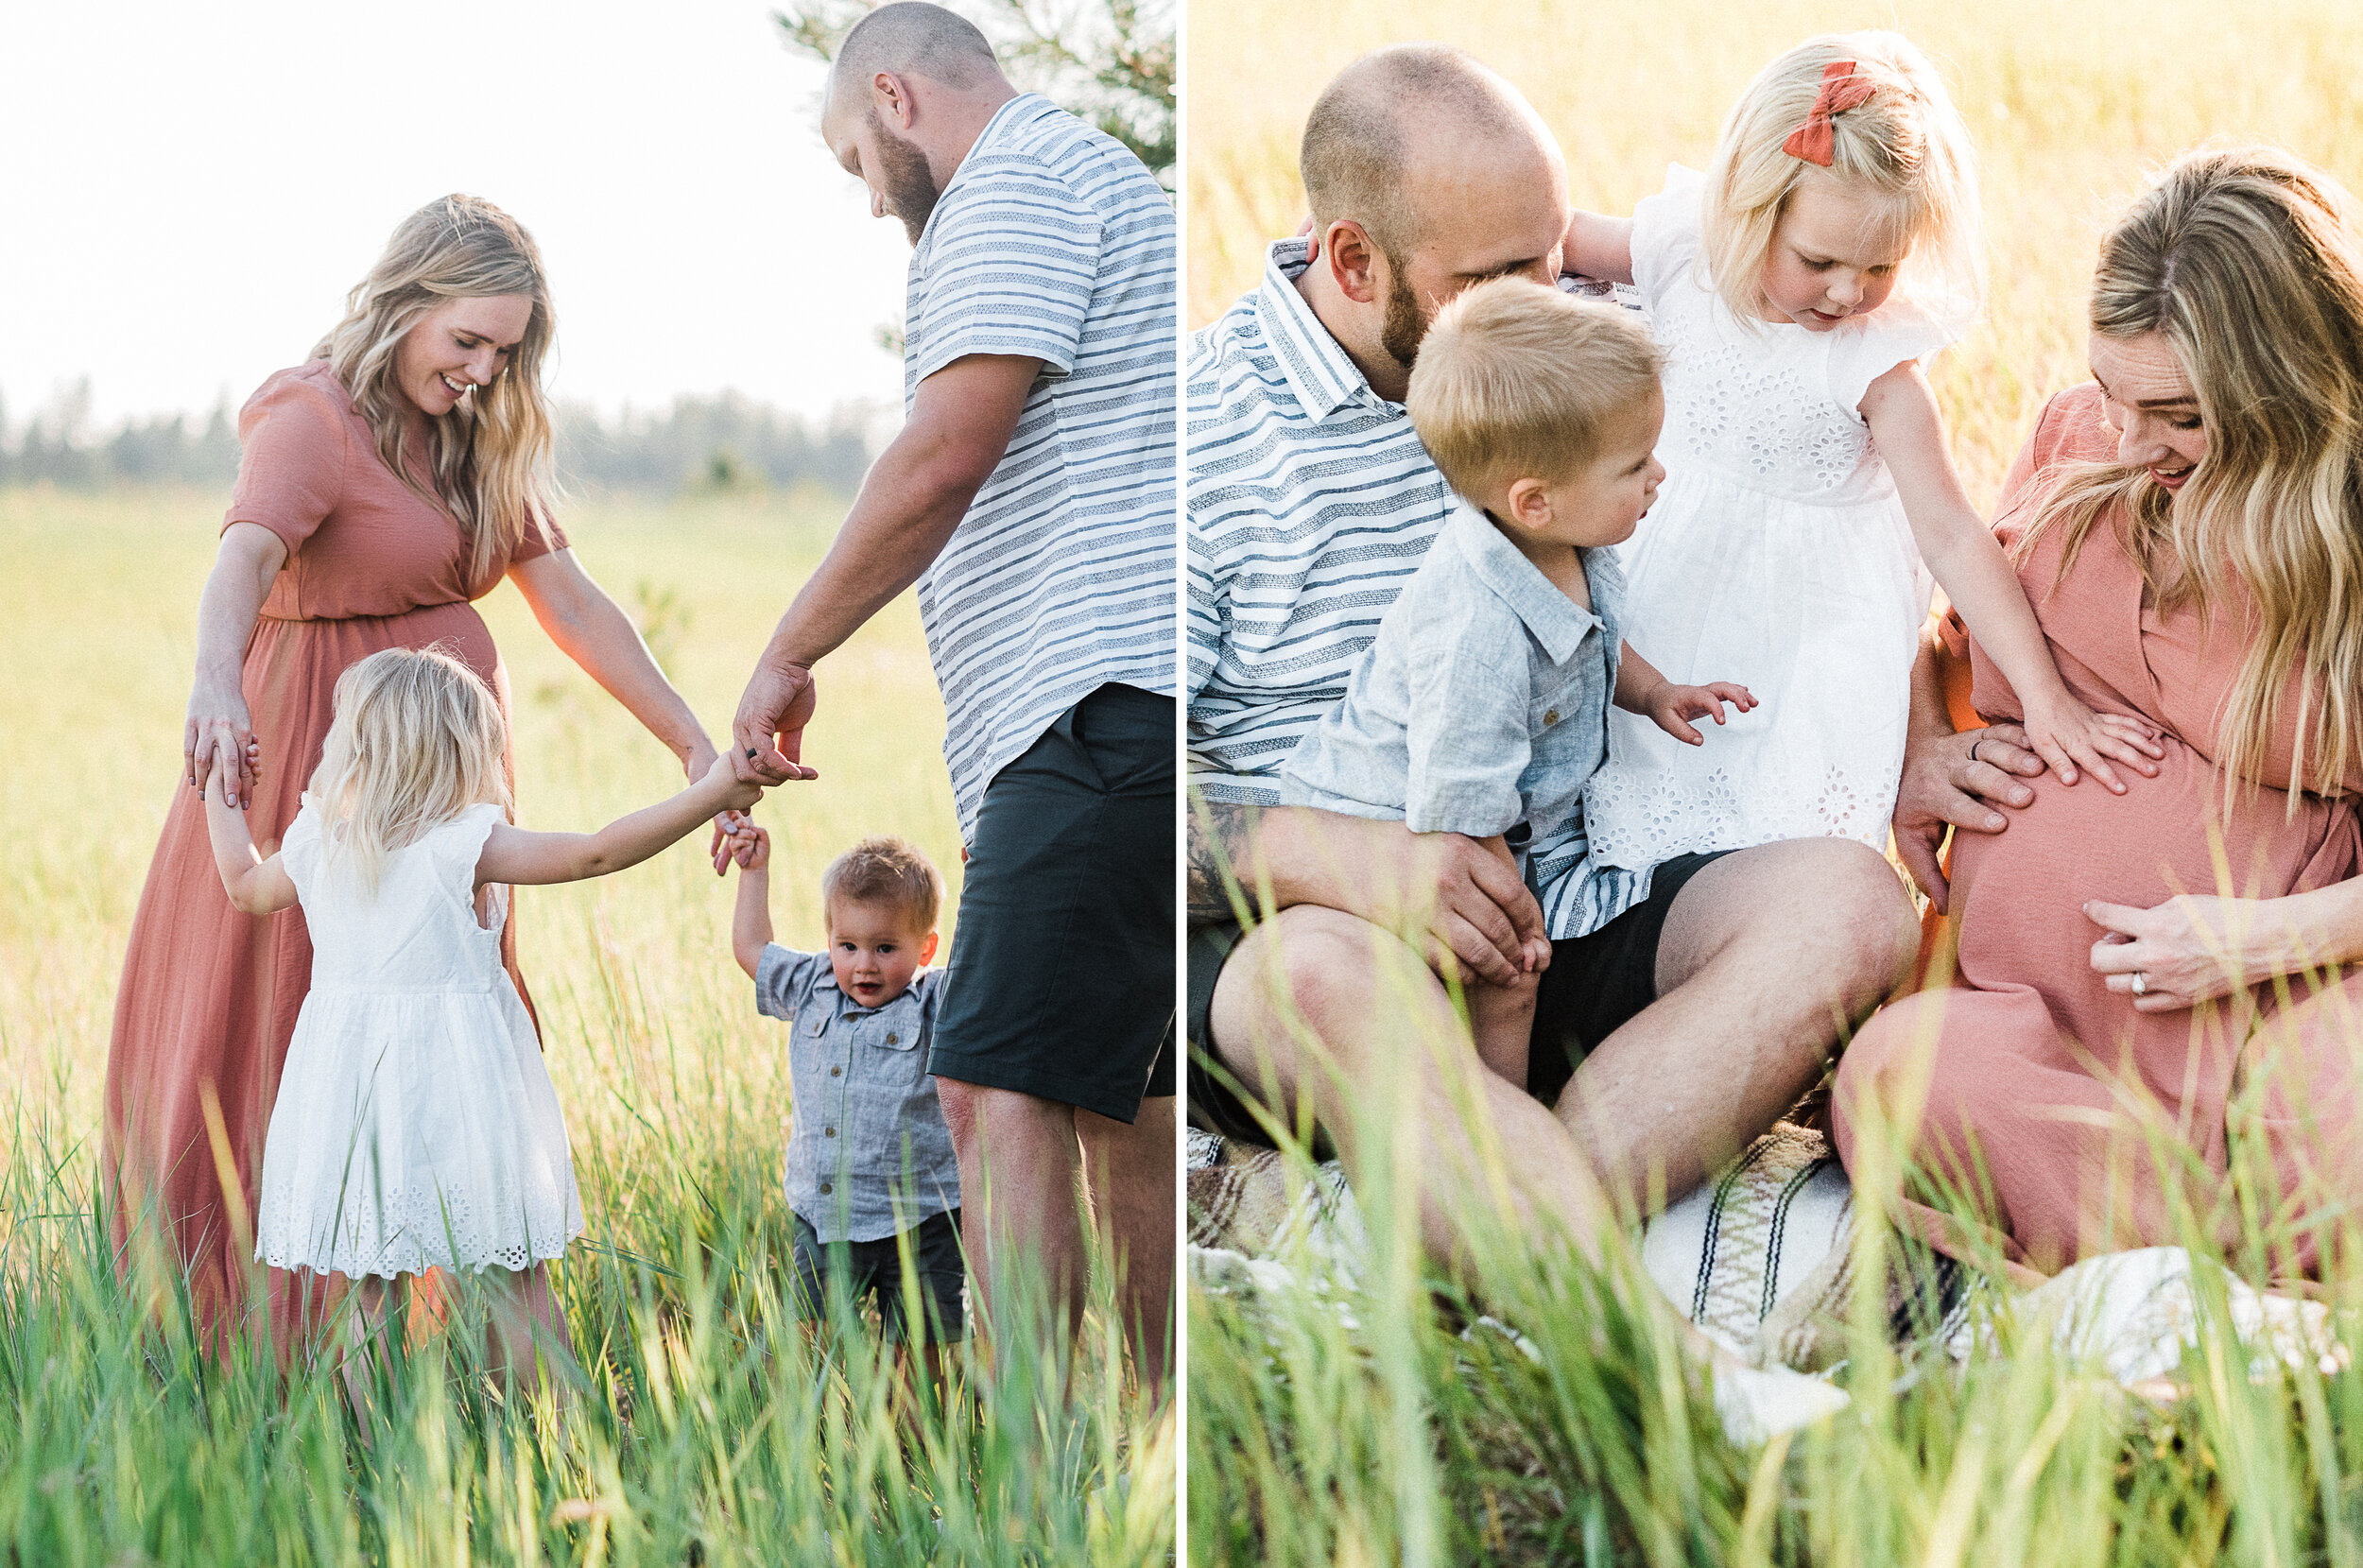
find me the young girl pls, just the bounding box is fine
[200,646,785,1399]
[1566,32,2159,870]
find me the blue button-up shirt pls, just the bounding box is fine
[756,944,961,1244]
[1280,500,1628,934]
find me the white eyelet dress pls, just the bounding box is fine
[1581,164,1969,868]
[253,799,581,1279]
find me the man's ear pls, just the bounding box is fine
[1322,219,1385,306]
[871,69,918,130]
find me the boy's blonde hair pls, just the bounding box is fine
[1703,31,1983,330]
[820,836,944,932]
[1406,278,1664,500]
[307,646,509,892]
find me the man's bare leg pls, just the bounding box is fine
[936,1081,1088,1355]
[1560,839,1919,1215]
[1078,1097,1176,1399]
[1206,905,1613,1266]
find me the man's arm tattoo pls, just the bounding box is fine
[1186,798,1259,927]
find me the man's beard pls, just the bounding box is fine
[873,116,942,246]
[1378,250,1427,370]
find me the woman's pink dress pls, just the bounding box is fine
[1832,384,2363,1277]
[103,359,566,1346]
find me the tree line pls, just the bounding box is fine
[0,383,882,497]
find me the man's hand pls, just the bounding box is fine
[1891,721,2044,911]
[732,656,820,786]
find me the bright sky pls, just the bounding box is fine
[2,1,912,431]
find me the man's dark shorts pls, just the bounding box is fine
[1186,850,1733,1146]
[790,1208,968,1343]
[931,682,1177,1124]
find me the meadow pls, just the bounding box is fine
[1185,1,2363,1562]
[0,483,1174,1565]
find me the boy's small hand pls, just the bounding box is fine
[727,823,771,872]
[1648,680,1757,746]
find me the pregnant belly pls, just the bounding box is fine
[245,602,507,783]
[1948,730,2354,1052]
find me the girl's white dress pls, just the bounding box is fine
[253,799,581,1278]
[1582,164,1969,868]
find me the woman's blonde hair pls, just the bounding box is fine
[2017,145,2363,806]
[1702,31,1983,329]
[315,195,558,587]
[1408,278,1664,500]
[307,646,509,892]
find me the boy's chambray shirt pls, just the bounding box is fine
[1188,236,1655,939]
[756,944,960,1245]
[1279,500,1628,935]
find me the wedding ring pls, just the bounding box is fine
[2130,972,2149,996]
[1969,737,1984,765]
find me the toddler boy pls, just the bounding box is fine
[1279,278,1752,1089]
[730,828,965,1350]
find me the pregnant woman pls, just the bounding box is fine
[107,196,728,1347]
[1835,145,2363,1279]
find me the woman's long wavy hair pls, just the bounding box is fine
[2017,145,2363,806]
[1702,31,1984,332]
[314,195,557,588]
[308,646,510,894]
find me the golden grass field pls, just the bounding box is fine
[1186,0,2363,508]
[0,484,963,1186]
[0,483,1172,1566]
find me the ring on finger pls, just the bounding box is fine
[1969,737,1985,766]
[2130,971,2149,996]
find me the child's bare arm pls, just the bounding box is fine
[730,824,774,980]
[476,755,771,888]
[200,769,298,915]
[1864,362,2164,791]
[1613,642,1756,744]
[1562,209,1635,284]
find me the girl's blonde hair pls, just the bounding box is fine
[1702,31,1983,329]
[308,647,510,892]
[2017,145,2363,807]
[315,195,558,588]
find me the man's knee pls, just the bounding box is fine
[1207,905,1431,1066]
[1785,839,1919,993]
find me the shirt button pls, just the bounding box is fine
[830,1066,841,1077]
[1544,708,1560,726]
[887,1032,899,1044]
[825,1127,837,1138]
[819,1180,832,1195]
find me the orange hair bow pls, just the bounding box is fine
[1783,60,1875,167]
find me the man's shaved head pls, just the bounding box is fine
[1301,44,1553,260]
[830,1,1002,101]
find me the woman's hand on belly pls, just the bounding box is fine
[2086,894,2317,1010]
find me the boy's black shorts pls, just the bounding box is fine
[789,1208,968,1344]
[930,682,1177,1123]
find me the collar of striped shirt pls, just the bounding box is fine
[1186,237,1454,806]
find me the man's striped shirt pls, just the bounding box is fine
[906,93,1177,839]
[1184,239,1654,939]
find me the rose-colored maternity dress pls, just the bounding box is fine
[1832,385,2363,1277]
[104,359,565,1345]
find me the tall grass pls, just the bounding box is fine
[1186,5,2363,1560]
[0,485,1173,1564]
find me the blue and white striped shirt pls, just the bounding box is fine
[1185,239,1655,939]
[906,94,1177,838]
